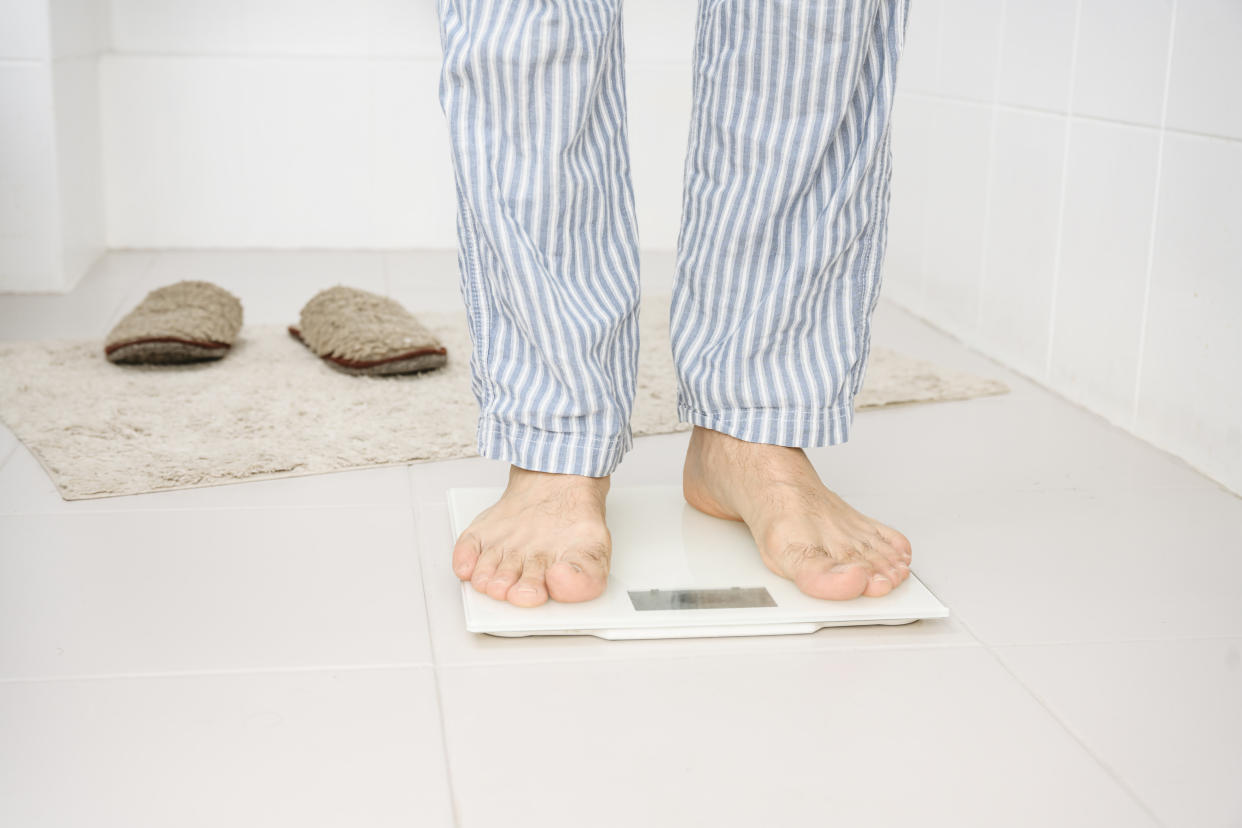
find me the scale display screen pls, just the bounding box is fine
[628,586,777,611]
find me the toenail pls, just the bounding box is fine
[516,585,536,595]
[872,574,891,583]
[829,563,858,574]
[568,562,583,573]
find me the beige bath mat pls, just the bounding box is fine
[0,294,1008,500]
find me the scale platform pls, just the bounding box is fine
[448,485,949,640]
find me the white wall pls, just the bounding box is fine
[100,0,696,250]
[0,0,106,292]
[885,0,1242,495]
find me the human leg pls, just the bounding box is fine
[437,0,638,605]
[438,0,641,479]
[672,0,916,600]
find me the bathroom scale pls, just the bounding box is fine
[447,485,949,640]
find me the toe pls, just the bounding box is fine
[775,542,872,600]
[486,548,523,601]
[858,539,905,588]
[863,571,895,597]
[796,559,872,600]
[546,539,609,603]
[508,553,550,607]
[469,545,503,593]
[876,525,913,564]
[452,531,483,580]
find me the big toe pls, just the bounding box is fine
[545,545,609,603]
[794,560,872,601]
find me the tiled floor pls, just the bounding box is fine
[2,252,1240,828]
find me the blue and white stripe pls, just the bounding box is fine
[437,0,911,477]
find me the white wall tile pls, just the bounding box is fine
[102,56,250,246]
[369,0,441,60]
[1048,119,1160,426]
[937,0,1004,103]
[1073,0,1174,127]
[103,55,465,248]
[896,0,941,95]
[626,60,694,251]
[0,62,59,292]
[978,109,1066,378]
[919,98,993,339]
[370,60,456,248]
[48,0,107,58]
[110,0,442,58]
[51,57,104,290]
[1135,133,1242,495]
[243,0,374,56]
[997,0,1078,113]
[884,92,933,306]
[109,0,247,54]
[1165,0,1242,141]
[0,0,49,59]
[241,59,374,246]
[622,0,697,64]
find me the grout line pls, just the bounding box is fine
[2,631,1237,687]
[0,504,415,517]
[916,0,946,309]
[974,0,1008,334]
[375,638,986,674]
[932,606,1167,826]
[0,660,433,686]
[409,494,464,828]
[103,250,162,328]
[986,633,1242,649]
[979,642,1168,826]
[1131,0,1179,432]
[901,90,1242,146]
[0,440,19,475]
[1042,0,1083,381]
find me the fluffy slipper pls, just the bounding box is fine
[105,280,243,364]
[288,286,448,376]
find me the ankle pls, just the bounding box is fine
[507,464,611,494]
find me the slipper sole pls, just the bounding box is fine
[105,338,231,364]
[288,325,447,376]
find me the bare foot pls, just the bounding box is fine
[682,425,912,600]
[452,465,612,607]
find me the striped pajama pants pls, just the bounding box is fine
[437,0,911,478]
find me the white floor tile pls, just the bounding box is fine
[0,507,430,679]
[828,390,1215,496]
[996,638,1242,828]
[436,648,1156,828]
[894,486,1242,645]
[0,666,454,828]
[0,421,16,466]
[411,491,976,668]
[0,251,155,340]
[384,249,466,316]
[0,439,413,513]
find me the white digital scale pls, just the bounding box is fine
[447,485,949,640]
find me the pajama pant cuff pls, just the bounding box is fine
[675,399,856,447]
[476,415,633,478]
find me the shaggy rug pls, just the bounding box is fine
[0,294,1008,500]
